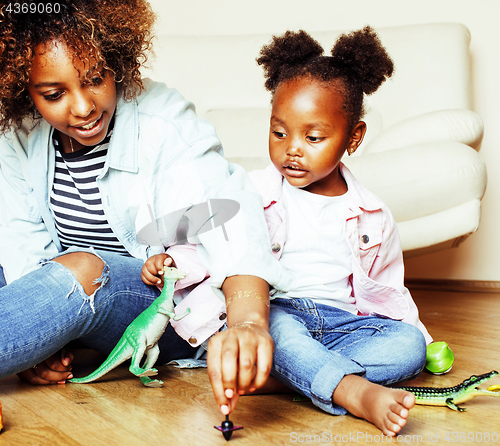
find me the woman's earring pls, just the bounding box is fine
[347,147,354,156]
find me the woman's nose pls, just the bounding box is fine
[71,93,95,118]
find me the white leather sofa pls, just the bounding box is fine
[144,23,487,257]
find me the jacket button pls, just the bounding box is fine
[188,336,198,345]
[219,312,227,321]
[361,235,369,243]
[271,243,281,253]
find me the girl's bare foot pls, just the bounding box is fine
[333,375,415,436]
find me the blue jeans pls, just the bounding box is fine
[269,298,426,415]
[0,249,196,378]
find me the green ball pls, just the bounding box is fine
[425,341,454,374]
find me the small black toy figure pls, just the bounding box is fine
[214,415,243,441]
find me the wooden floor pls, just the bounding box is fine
[1,288,499,446]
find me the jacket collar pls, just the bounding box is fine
[250,163,285,208]
[255,162,385,214]
[340,163,385,218]
[102,95,139,175]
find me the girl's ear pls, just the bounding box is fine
[347,121,367,156]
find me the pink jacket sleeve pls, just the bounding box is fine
[166,243,209,289]
[166,243,226,347]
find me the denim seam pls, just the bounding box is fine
[288,298,324,343]
[316,323,386,336]
[288,298,316,314]
[314,303,323,344]
[338,325,384,355]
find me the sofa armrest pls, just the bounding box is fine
[343,140,487,222]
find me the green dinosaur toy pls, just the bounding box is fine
[69,267,190,387]
[394,370,500,411]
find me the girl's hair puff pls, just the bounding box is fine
[256,26,394,129]
[0,0,156,133]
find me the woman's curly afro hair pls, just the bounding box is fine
[0,0,156,132]
[257,26,394,129]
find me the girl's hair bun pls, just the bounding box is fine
[256,26,394,125]
[330,26,394,95]
[257,30,323,92]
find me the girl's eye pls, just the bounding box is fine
[308,136,324,142]
[272,131,286,138]
[43,92,63,101]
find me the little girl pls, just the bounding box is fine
[248,27,433,436]
[0,0,277,398]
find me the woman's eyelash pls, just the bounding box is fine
[43,92,63,101]
[87,69,106,86]
[90,76,104,86]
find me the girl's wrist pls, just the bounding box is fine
[230,320,268,331]
[225,290,270,307]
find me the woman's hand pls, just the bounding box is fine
[207,321,274,414]
[141,254,175,286]
[17,349,74,385]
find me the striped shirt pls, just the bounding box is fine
[50,134,129,255]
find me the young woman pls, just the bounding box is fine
[0,0,279,403]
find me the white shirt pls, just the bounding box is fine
[274,180,356,313]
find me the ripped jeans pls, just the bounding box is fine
[0,249,196,378]
[269,298,427,415]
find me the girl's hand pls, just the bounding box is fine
[207,321,273,415]
[17,349,74,385]
[141,254,176,286]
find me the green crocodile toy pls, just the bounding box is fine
[69,267,190,387]
[394,370,500,411]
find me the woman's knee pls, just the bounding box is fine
[53,252,105,296]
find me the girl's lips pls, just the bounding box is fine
[284,164,308,178]
[71,114,104,139]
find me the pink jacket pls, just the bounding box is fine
[248,163,432,344]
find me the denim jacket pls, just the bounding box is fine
[248,163,432,343]
[0,80,284,346]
